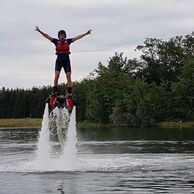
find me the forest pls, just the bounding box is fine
[0,32,194,126]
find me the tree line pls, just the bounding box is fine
[0,32,194,126]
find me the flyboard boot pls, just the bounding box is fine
[66,87,73,110]
[46,86,58,112]
[46,86,73,113]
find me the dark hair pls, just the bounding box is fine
[58,30,66,38]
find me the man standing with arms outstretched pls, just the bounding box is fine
[35,26,92,107]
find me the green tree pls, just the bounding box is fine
[136,33,194,87]
[171,57,194,120]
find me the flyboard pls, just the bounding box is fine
[46,93,74,149]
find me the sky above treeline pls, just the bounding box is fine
[1,0,194,89]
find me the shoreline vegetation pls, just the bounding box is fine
[0,118,194,129]
[1,32,194,127]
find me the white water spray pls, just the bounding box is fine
[60,107,78,169]
[36,103,51,167]
[33,105,78,171]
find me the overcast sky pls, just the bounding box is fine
[1,0,194,89]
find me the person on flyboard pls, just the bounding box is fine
[35,26,92,109]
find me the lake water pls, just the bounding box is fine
[0,127,194,193]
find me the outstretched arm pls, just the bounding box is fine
[72,29,92,42]
[35,26,53,41]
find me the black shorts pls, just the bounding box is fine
[55,58,71,73]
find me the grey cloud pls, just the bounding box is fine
[1,0,194,88]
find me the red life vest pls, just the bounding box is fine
[55,40,70,55]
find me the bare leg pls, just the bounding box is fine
[66,72,72,87]
[54,71,60,86]
[66,72,72,95]
[52,71,60,93]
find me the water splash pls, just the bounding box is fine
[56,107,69,148]
[32,105,78,171]
[60,107,78,169]
[35,103,51,169]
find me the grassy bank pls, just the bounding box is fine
[0,118,42,128]
[157,121,194,129]
[0,118,194,129]
[0,118,105,129]
[78,121,194,129]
